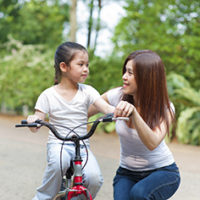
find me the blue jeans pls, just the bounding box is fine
[113,163,180,200]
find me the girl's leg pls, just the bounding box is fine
[81,147,103,199]
[130,163,181,200]
[113,167,137,200]
[32,143,73,200]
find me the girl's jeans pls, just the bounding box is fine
[113,163,180,200]
[32,143,103,200]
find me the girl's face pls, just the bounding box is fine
[122,59,137,95]
[67,50,89,83]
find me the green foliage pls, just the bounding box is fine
[0,0,200,145]
[86,53,124,94]
[112,0,200,89]
[177,107,200,145]
[167,73,200,145]
[110,0,200,143]
[0,36,54,112]
[0,0,69,46]
[88,113,115,133]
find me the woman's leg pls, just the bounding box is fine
[130,163,181,200]
[82,147,104,199]
[113,167,137,200]
[32,143,73,200]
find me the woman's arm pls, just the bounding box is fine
[89,91,132,118]
[27,110,46,133]
[131,106,169,150]
[115,101,171,150]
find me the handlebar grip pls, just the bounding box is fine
[15,119,41,128]
[99,113,129,122]
[15,123,39,127]
[21,120,28,124]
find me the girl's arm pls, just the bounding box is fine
[115,101,172,151]
[92,93,115,115]
[27,110,46,133]
[89,92,132,118]
[88,93,109,117]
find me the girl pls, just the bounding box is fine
[89,50,181,200]
[27,42,124,200]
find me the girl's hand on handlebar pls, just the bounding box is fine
[27,115,39,123]
[114,101,134,118]
[27,115,41,132]
[27,110,45,133]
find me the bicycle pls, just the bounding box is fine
[15,113,128,200]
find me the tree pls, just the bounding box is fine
[112,0,200,89]
[69,0,77,42]
[93,0,102,53]
[0,36,54,112]
[81,0,102,55]
[0,0,22,43]
[87,0,94,48]
[167,73,200,145]
[0,0,69,46]
[109,0,200,144]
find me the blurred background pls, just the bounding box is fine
[0,0,200,146]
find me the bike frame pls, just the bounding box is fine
[54,137,93,200]
[15,113,128,200]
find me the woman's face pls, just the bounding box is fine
[122,59,137,95]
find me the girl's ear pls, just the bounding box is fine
[59,62,68,72]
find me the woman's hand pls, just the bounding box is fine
[114,101,135,118]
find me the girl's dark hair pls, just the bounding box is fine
[54,42,87,84]
[122,50,174,133]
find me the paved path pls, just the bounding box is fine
[0,115,200,199]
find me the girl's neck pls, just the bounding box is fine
[54,79,79,102]
[58,77,78,91]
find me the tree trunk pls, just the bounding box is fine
[93,0,102,53]
[70,0,77,42]
[87,0,94,48]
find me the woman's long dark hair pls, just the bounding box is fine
[122,50,174,133]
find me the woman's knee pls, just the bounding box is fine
[130,184,148,200]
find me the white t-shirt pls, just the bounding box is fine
[107,87,174,171]
[35,83,100,144]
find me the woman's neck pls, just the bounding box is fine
[132,94,139,106]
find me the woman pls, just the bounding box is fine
[89,50,180,200]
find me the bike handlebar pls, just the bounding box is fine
[15,113,129,141]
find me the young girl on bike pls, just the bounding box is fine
[89,50,181,200]
[27,42,124,200]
